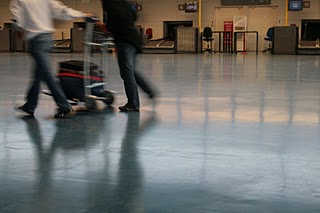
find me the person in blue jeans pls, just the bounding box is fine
[101,0,157,112]
[10,0,92,118]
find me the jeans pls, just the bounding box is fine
[24,33,69,112]
[116,42,154,108]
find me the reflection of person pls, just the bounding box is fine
[83,112,157,212]
[22,111,156,211]
[107,112,157,211]
[21,113,108,211]
[10,0,92,118]
[101,0,158,112]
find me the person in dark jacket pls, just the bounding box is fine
[101,0,157,112]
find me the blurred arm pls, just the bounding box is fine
[9,0,25,28]
[50,0,87,20]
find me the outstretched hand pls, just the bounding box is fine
[96,22,109,33]
[83,13,109,33]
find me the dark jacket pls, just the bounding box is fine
[101,0,142,52]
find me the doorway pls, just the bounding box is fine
[163,21,193,40]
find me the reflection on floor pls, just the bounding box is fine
[1,52,320,212]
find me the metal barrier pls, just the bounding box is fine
[212,31,233,53]
[233,31,259,54]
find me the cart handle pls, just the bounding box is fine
[86,16,100,23]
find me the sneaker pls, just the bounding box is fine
[15,105,34,115]
[118,104,139,112]
[54,107,74,118]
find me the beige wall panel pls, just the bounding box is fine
[213,6,278,51]
[214,8,246,31]
[201,0,217,29]
[247,7,278,51]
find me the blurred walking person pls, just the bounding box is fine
[10,0,92,118]
[101,0,158,112]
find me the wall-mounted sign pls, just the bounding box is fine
[303,1,310,8]
[185,2,198,13]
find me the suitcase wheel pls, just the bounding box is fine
[103,90,115,106]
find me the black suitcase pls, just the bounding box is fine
[58,60,105,102]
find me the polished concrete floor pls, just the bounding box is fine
[1,52,320,213]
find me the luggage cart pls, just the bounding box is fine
[43,17,116,111]
[82,17,116,110]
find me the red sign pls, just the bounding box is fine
[224,21,233,48]
[224,21,233,32]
